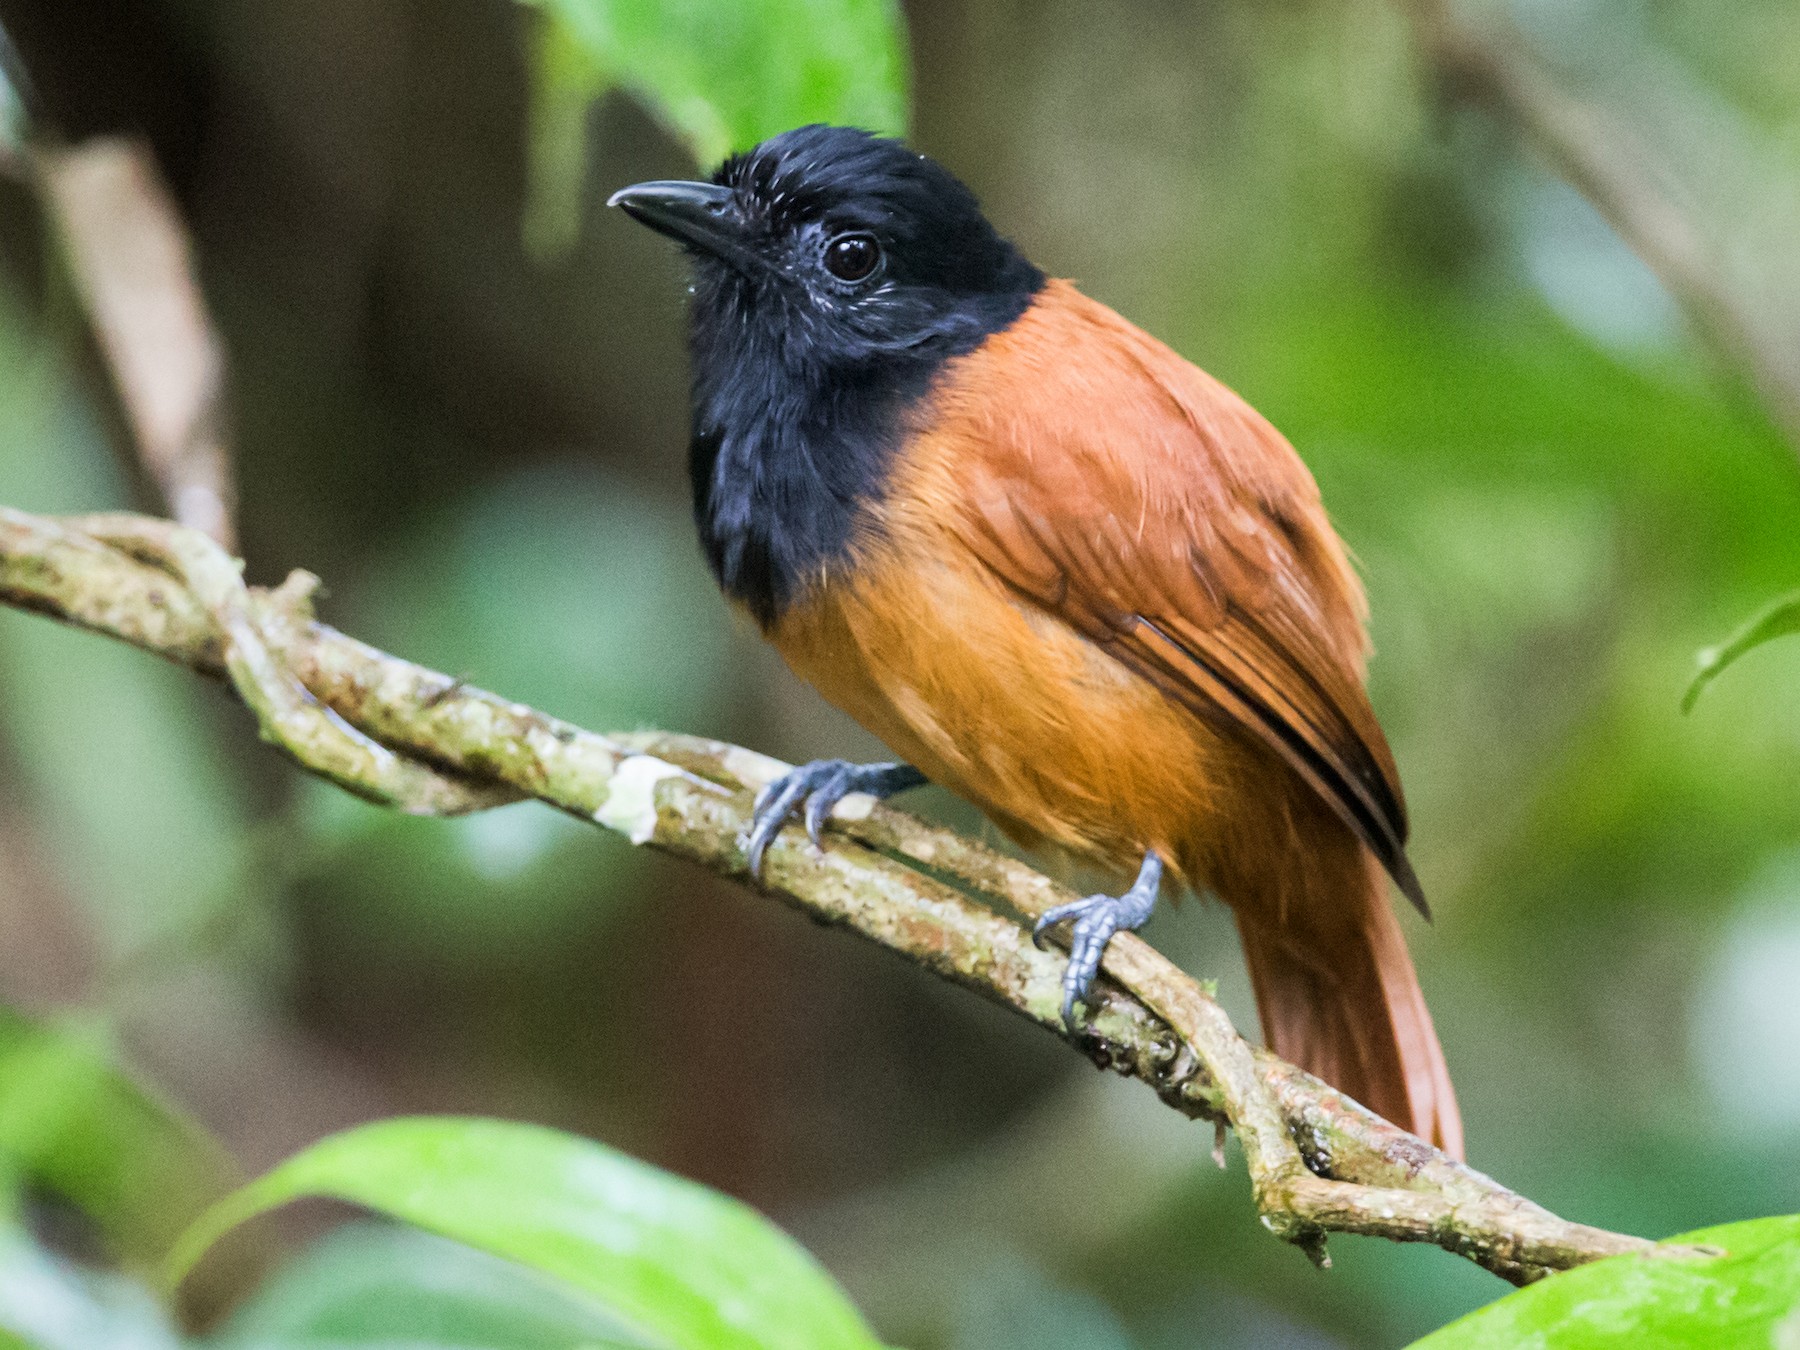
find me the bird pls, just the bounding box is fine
[610,124,1462,1157]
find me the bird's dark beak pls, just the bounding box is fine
[608,180,758,271]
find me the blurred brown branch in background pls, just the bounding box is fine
[0,504,1688,1287]
[1406,0,1800,457]
[30,138,238,546]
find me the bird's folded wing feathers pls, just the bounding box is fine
[946,288,1424,912]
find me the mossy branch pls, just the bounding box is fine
[0,506,1689,1285]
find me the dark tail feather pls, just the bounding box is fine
[1235,853,1463,1159]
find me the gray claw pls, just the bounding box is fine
[1032,899,1086,951]
[803,765,852,844]
[742,758,926,881]
[1032,851,1165,1030]
[745,775,808,879]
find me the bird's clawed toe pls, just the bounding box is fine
[1032,850,1164,1031]
[743,759,927,879]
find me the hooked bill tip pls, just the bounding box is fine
[607,180,757,272]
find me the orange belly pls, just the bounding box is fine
[767,523,1276,896]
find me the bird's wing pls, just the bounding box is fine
[934,281,1423,911]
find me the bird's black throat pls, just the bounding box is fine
[687,331,932,629]
[659,126,1045,626]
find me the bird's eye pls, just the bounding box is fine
[824,233,881,282]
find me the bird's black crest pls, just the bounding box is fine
[674,126,1044,624]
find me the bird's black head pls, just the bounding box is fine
[610,126,1044,626]
[611,124,1043,377]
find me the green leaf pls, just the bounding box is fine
[1682,591,1800,712]
[171,1117,887,1350]
[212,1220,645,1348]
[519,0,909,255]
[1408,1215,1800,1349]
[0,1010,235,1274]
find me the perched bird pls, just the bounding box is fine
[610,125,1461,1157]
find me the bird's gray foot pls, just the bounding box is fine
[1033,850,1164,1030]
[744,759,928,879]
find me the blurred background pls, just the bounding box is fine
[0,0,1796,1346]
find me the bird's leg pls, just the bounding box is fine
[744,760,928,879]
[1033,849,1164,1031]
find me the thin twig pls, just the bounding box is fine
[0,505,1695,1284]
[34,139,240,545]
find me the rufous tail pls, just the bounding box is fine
[1234,851,1463,1159]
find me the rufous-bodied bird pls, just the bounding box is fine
[611,125,1461,1156]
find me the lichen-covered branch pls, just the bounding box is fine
[0,505,1688,1285]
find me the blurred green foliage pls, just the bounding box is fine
[210,1222,642,1349]
[522,0,907,252]
[0,1012,233,1277]
[0,0,1792,1345]
[1684,590,1800,712]
[173,1117,885,1350]
[1413,1216,1800,1349]
[0,1224,182,1350]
